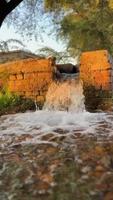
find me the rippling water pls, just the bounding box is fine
[0,78,113,200]
[0,110,113,146]
[1,110,113,200]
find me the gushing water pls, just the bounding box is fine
[0,76,113,147]
[44,78,85,112]
[1,76,113,200]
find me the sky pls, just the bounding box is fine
[0,0,76,64]
[0,24,65,53]
[0,10,75,64]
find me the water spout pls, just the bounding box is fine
[43,77,85,112]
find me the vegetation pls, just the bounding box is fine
[1,1,113,57]
[37,46,72,63]
[0,89,35,116]
[0,39,25,52]
[44,0,113,56]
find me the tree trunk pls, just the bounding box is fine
[0,0,23,27]
[0,16,5,27]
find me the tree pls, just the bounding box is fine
[44,0,113,55]
[1,0,113,57]
[60,6,113,55]
[0,0,53,40]
[0,39,25,51]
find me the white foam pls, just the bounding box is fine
[0,78,113,145]
[0,110,113,143]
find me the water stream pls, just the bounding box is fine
[0,77,113,144]
[0,76,113,200]
[44,77,85,112]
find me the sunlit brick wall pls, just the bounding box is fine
[80,50,113,90]
[0,58,54,103]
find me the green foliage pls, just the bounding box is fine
[0,90,20,109]
[2,0,113,56]
[61,7,113,55]
[3,0,113,52]
[0,89,35,115]
[44,0,113,56]
[44,0,97,12]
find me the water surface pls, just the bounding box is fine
[0,110,113,200]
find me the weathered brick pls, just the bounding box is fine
[0,57,54,102]
[25,91,34,97]
[36,96,45,103]
[9,75,17,81]
[102,82,112,90]
[80,50,113,90]
[0,58,54,73]
[24,73,37,79]
[39,90,47,96]
[8,81,16,91]
[16,73,24,80]
[18,91,25,96]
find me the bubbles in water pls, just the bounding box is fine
[0,110,113,139]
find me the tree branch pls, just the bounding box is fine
[0,0,23,27]
[6,0,23,16]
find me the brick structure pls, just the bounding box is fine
[80,50,113,110]
[0,58,54,104]
[80,50,113,90]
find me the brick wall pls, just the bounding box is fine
[0,58,54,104]
[80,50,113,111]
[80,50,113,90]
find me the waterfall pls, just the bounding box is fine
[43,77,85,112]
